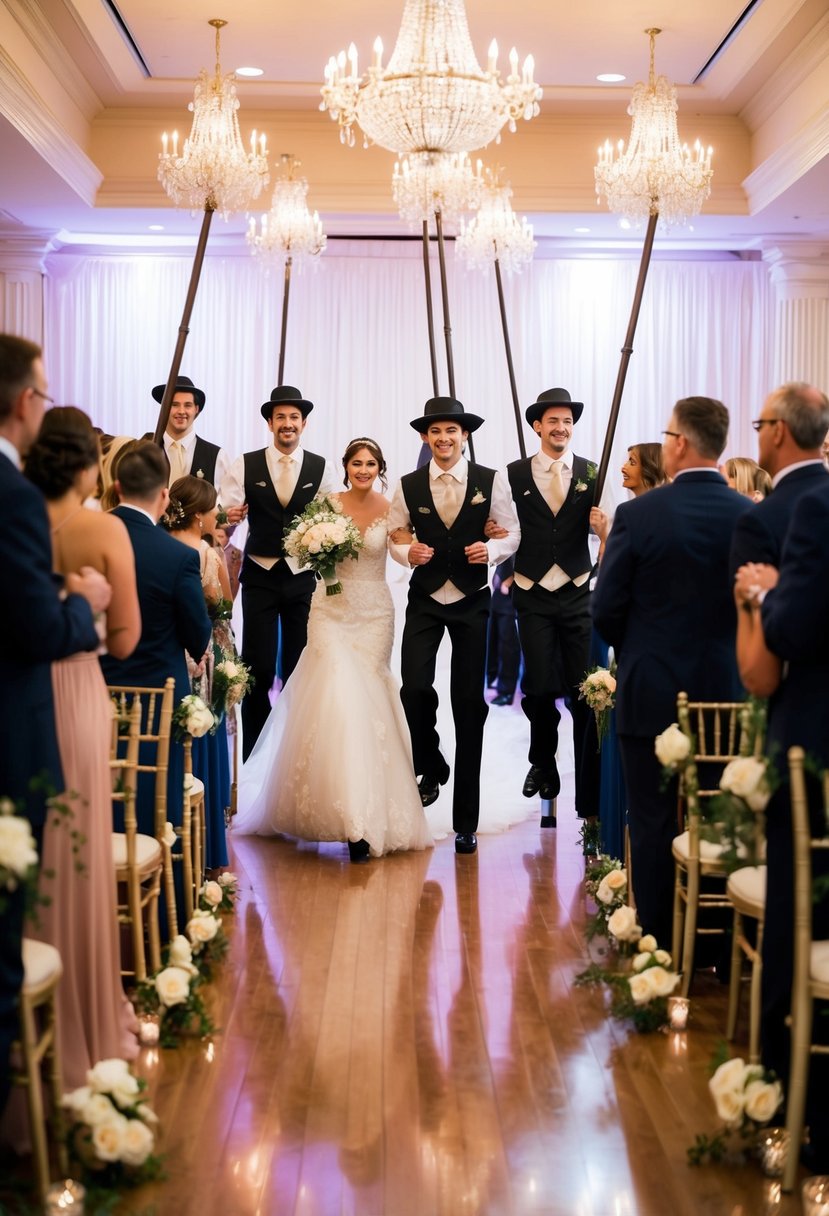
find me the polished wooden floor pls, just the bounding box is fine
[7,806,810,1215]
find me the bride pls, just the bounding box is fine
[235,438,433,861]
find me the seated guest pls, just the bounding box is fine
[25,406,141,1084]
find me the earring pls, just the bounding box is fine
[197,515,203,531]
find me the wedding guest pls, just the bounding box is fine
[0,335,108,1114]
[213,523,243,599]
[388,397,520,855]
[220,386,339,759]
[723,455,767,501]
[25,406,141,1084]
[486,558,520,707]
[150,375,231,490]
[593,396,750,946]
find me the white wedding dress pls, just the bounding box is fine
[235,513,433,856]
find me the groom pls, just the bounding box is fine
[388,397,519,854]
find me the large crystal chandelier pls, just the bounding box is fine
[321,0,541,154]
[456,170,535,274]
[158,19,270,218]
[247,155,326,263]
[392,151,483,227]
[594,29,713,228]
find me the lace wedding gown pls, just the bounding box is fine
[236,514,433,856]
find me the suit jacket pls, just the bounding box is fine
[0,452,98,823]
[100,506,211,703]
[729,462,827,575]
[762,479,829,767]
[592,471,751,737]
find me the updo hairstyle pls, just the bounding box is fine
[24,406,100,500]
[163,474,217,531]
[342,436,388,491]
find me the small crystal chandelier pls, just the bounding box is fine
[456,169,535,274]
[320,0,541,155]
[392,152,483,228]
[247,155,326,263]
[594,29,713,228]
[158,18,270,218]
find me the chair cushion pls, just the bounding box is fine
[187,777,205,802]
[112,832,162,870]
[672,830,729,864]
[22,939,62,990]
[811,941,829,985]
[727,866,767,916]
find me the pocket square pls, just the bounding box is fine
[302,482,314,489]
[255,480,267,487]
[418,506,431,514]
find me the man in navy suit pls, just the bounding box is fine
[730,382,828,574]
[593,396,750,946]
[0,333,110,1115]
[100,441,211,837]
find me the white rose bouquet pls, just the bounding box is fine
[688,1053,783,1164]
[200,871,239,914]
[0,797,39,916]
[584,854,627,941]
[697,750,775,874]
[173,693,217,740]
[211,653,253,719]
[186,907,228,976]
[283,495,363,596]
[62,1058,163,1186]
[579,665,617,747]
[576,925,680,1034]
[654,722,692,770]
[134,936,217,1045]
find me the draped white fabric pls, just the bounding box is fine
[44,242,772,506]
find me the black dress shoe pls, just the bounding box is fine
[492,693,513,707]
[455,832,477,854]
[348,839,370,863]
[418,762,450,808]
[522,766,560,800]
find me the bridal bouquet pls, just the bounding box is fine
[283,496,363,595]
[688,1052,783,1164]
[579,665,616,747]
[62,1058,164,1185]
[212,654,253,718]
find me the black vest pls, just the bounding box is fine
[190,436,221,486]
[243,449,325,558]
[507,455,594,582]
[401,463,496,595]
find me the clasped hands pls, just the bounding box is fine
[392,518,505,567]
[733,561,779,610]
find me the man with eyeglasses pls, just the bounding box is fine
[592,395,750,949]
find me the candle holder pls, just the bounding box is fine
[45,1179,86,1213]
[759,1127,789,1177]
[138,1012,161,1045]
[668,995,690,1030]
[803,1176,829,1216]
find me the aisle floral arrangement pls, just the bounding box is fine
[0,796,39,916]
[579,665,616,747]
[62,1058,164,1187]
[173,693,217,740]
[583,855,627,940]
[283,495,363,595]
[698,755,774,872]
[688,1051,783,1165]
[211,656,253,719]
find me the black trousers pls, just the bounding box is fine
[240,559,315,760]
[486,600,521,697]
[400,586,490,834]
[617,734,678,947]
[513,580,597,815]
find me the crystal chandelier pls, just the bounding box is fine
[456,170,535,274]
[594,29,713,228]
[392,151,483,227]
[321,0,541,154]
[158,18,270,218]
[247,155,326,263]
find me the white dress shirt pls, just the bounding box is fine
[388,456,521,605]
[0,436,21,469]
[513,449,593,593]
[163,429,232,490]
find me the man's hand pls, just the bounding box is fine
[589,507,610,542]
[464,541,488,564]
[226,505,248,525]
[390,527,414,545]
[408,542,435,567]
[484,518,508,540]
[66,566,112,614]
[734,562,779,608]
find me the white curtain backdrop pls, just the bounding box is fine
[44,241,773,508]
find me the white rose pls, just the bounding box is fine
[307,538,321,555]
[136,1102,159,1126]
[168,934,198,974]
[720,757,771,812]
[121,1117,155,1167]
[162,821,177,848]
[628,973,654,1004]
[91,1112,128,1162]
[62,1085,92,1114]
[201,880,223,908]
[712,1087,746,1128]
[654,723,691,768]
[632,951,652,972]
[81,1093,116,1126]
[638,934,657,953]
[596,875,623,905]
[87,1058,132,1094]
[607,905,642,943]
[155,966,191,1008]
[218,872,238,888]
[744,1079,783,1124]
[187,909,220,944]
[709,1057,749,1100]
[217,660,239,679]
[654,949,672,966]
[645,965,680,997]
[0,815,38,877]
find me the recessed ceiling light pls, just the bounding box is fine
[597,73,625,83]
[236,66,264,77]
[148,224,164,231]
[574,227,591,234]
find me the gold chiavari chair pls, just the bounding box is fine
[782,745,829,1193]
[179,735,206,922]
[110,696,162,980]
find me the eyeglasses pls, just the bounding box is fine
[29,387,55,405]
[661,430,681,439]
[751,418,777,432]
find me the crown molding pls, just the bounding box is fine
[741,11,829,133]
[4,0,101,119]
[744,107,829,214]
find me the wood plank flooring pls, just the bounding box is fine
[2,806,809,1215]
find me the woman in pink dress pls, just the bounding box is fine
[25,407,142,1085]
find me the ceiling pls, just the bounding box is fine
[1,0,828,252]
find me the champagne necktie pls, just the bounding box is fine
[275,454,294,507]
[169,441,186,485]
[436,472,464,528]
[547,459,565,513]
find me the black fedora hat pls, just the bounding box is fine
[409,396,484,434]
[525,387,583,427]
[260,385,314,421]
[151,375,206,411]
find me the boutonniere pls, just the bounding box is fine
[255,480,267,487]
[575,481,588,493]
[470,488,486,506]
[196,468,205,479]
[418,506,431,514]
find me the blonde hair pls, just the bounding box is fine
[723,456,760,498]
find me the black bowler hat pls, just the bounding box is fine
[409,396,484,434]
[260,385,314,421]
[525,387,584,427]
[151,375,206,411]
